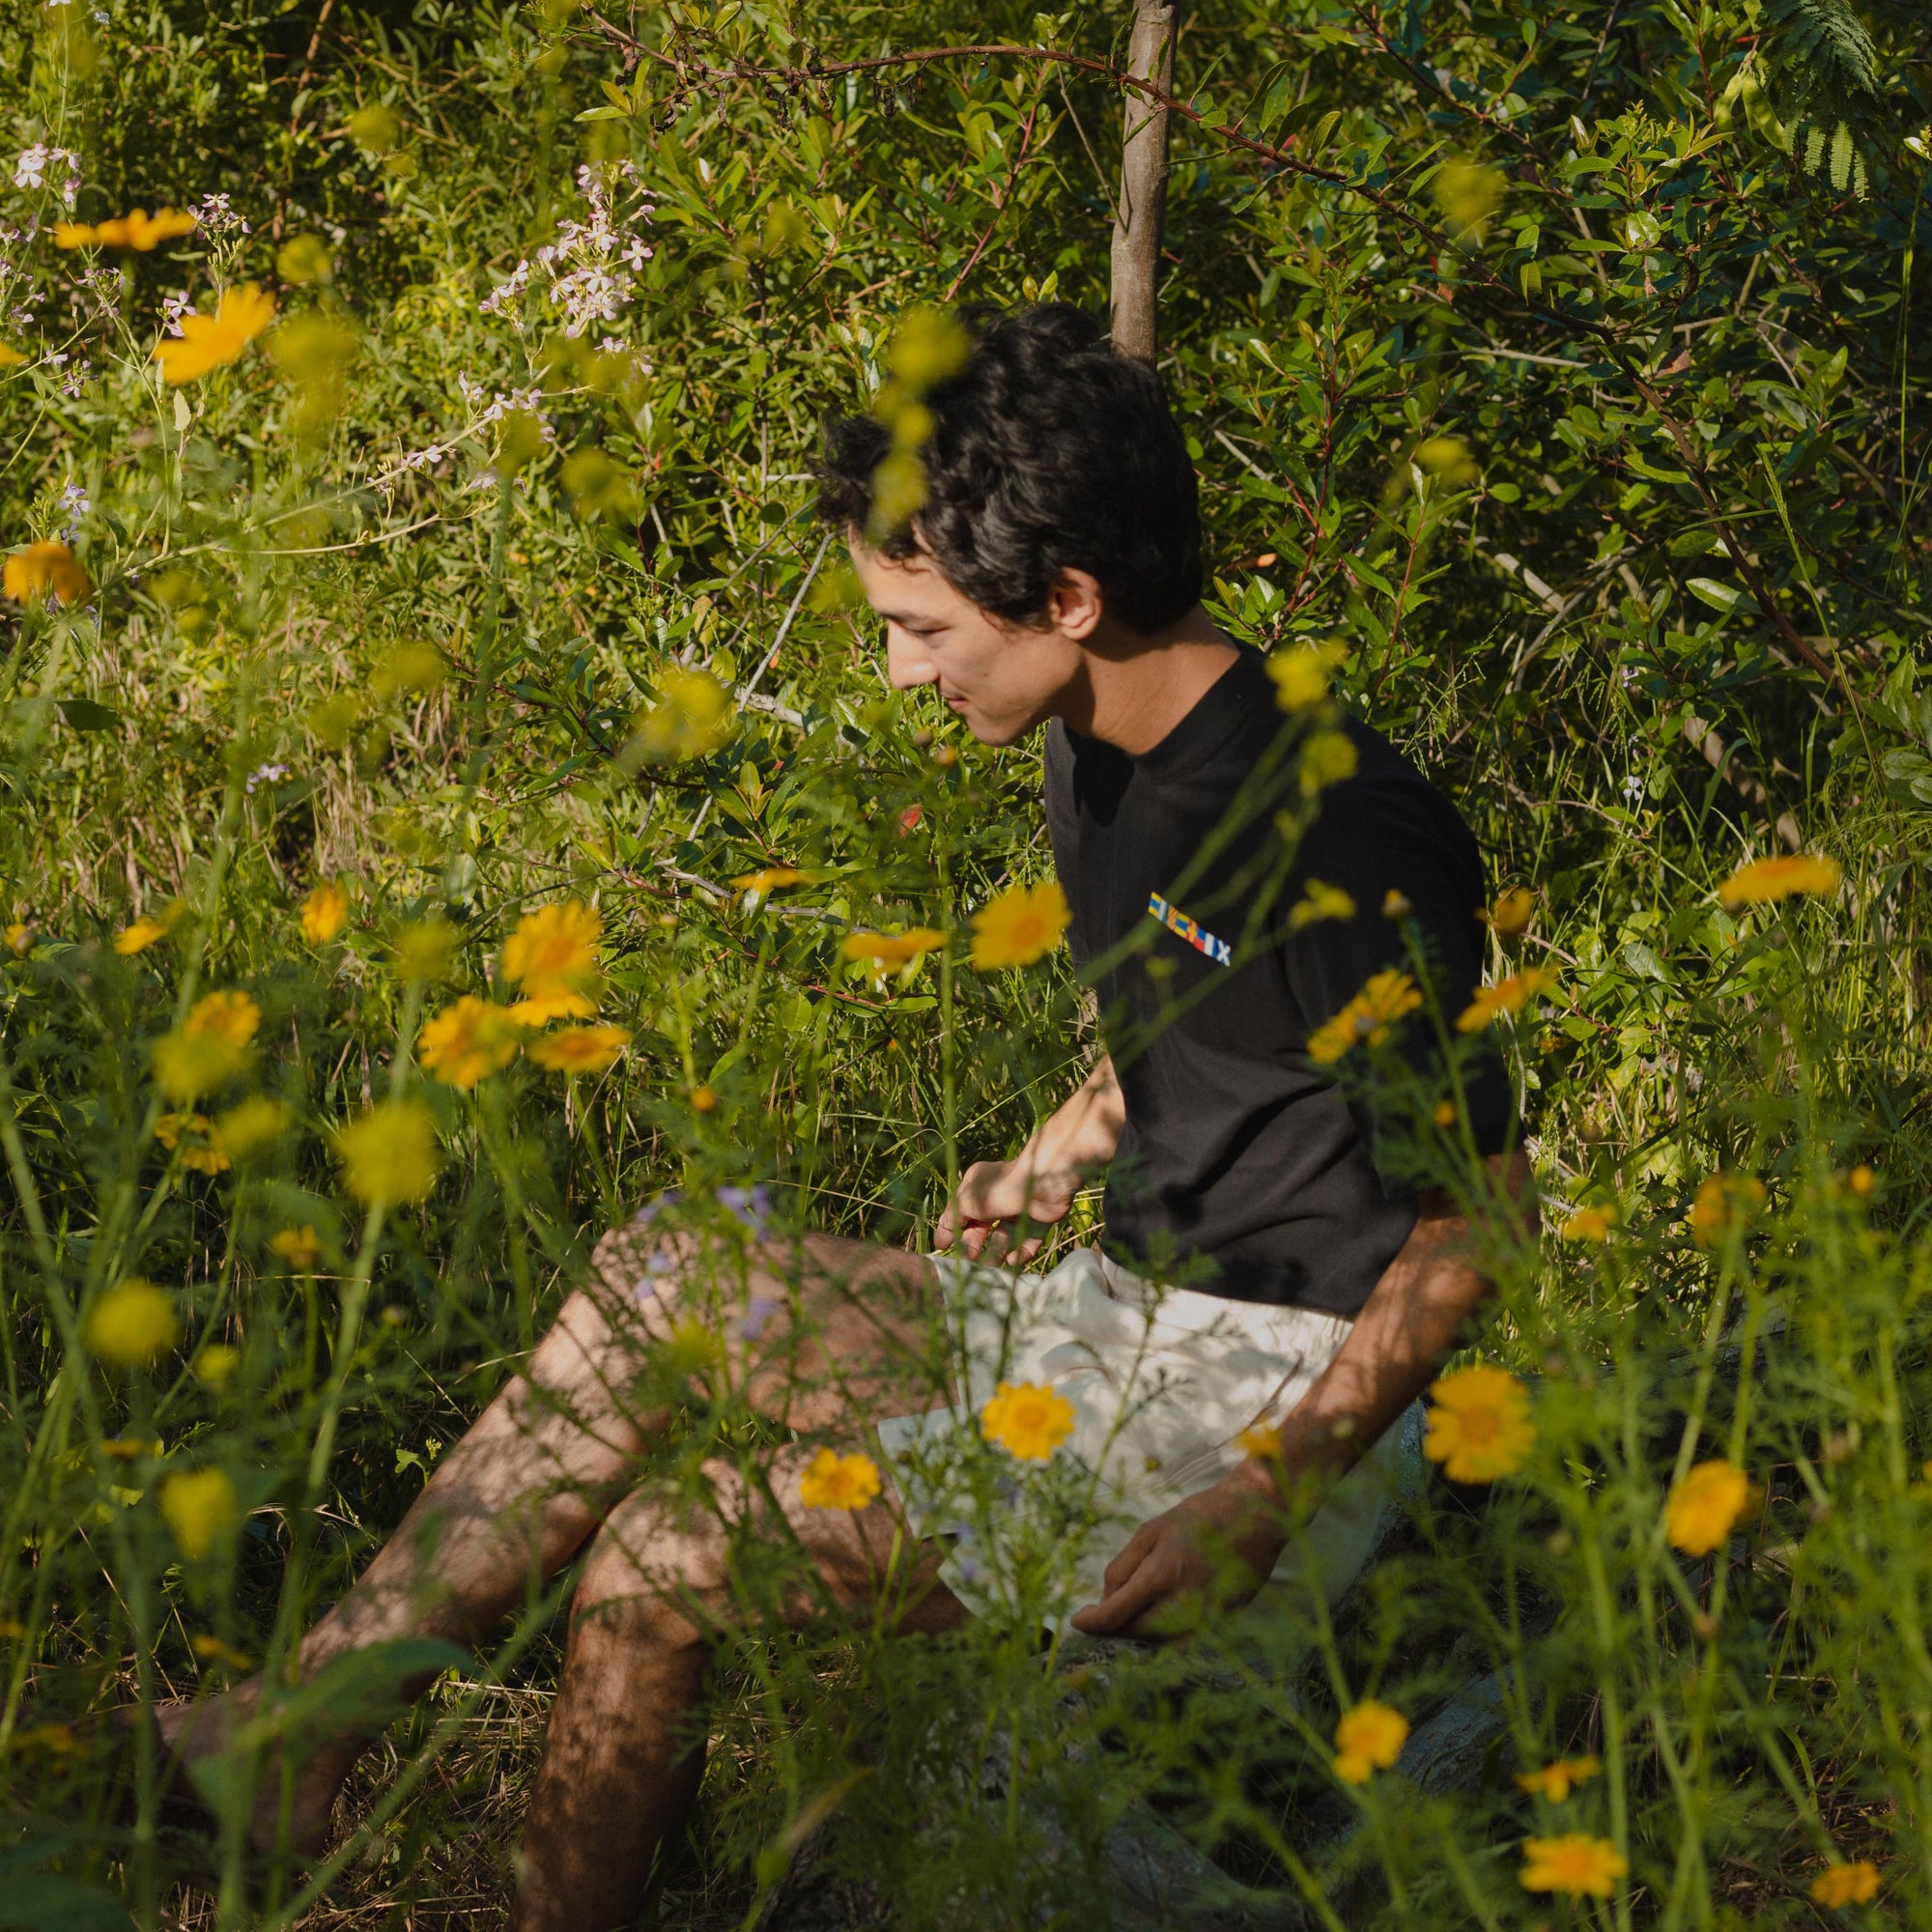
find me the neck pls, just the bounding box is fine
[1056,605,1239,754]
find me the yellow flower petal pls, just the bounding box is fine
[969,881,1070,971]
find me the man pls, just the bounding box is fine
[162,303,1525,1930]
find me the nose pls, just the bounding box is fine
[885,625,939,693]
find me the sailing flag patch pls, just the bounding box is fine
[1148,893,1233,967]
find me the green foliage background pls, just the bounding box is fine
[0,0,1929,1922]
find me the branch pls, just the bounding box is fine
[1110,2,1177,361]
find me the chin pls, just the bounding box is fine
[960,703,1050,748]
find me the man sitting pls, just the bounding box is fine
[163,302,1527,1932]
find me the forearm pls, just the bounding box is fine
[1236,1153,1534,1502]
[1019,1054,1124,1182]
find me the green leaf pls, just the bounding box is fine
[1687,577,1742,611]
[0,1876,135,1932]
[57,698,119,731]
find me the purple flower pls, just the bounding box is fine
[631,1189,681,1229]
[716,1182,772,1234]
[736,1294,781,1342]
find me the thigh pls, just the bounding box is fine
[578,1448,966,1639]
[582,1219,946,1435]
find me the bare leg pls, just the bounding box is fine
[160,1224,941,1852]
[511,1448,966,1932]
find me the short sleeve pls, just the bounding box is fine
[1279,772,1515,1164]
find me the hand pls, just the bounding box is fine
[934,1157,1080,1264]
[1069,1466,1287,1638]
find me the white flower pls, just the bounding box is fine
[14,144,81,204]
[245,762,290,793]
[191,192,248,236]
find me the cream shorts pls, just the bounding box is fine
[875,1245,1420,1625]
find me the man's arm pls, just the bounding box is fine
[935,1056,1124,1263]
[1070,1151,1535,1636]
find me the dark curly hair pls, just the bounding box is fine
[816,304,1203,635]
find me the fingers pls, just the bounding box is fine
[1100,1521,1156,1598]
[1072,1554,1173,1635]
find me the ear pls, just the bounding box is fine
[1042,567,1105,642]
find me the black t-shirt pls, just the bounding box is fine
[1042,647,1511,1316]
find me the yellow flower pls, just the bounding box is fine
[1688,1173,1766,1247]
[5,921,32,954]
[159,1467,238,1562]
[84,1278,180,1367]
[1519,1833,1628,1899]
[116,917,173,957]
[1809,1861,1881,1908]
[1665,1458,1754,1555]
[1381,888,1411,919]
[1559,1205,1612,1244]
[732,866,804,894]
[14,1722,75,1754]
[1456,965,1560,1033]
[4,539,92,607]
[193,1344,240,1386]
[114,916,164,954]
[1848,1164,1876,1196]
[1515,1756,1600,1803]
[299,880,349,944]
[1718,853,1842,910]
[1298,727,1358,797]
[690,1083,719,1112]
[626,668,734,761]
[797,1447,883,1511]
[1306,968,1424,1064]
[970,881,1070,971]
[334,1099,440,1206]
[1288,880,1356,931]
[503,900,602,1015]
[1266,640,1346,711]
[154,1111,230,1175]
[418,995,525,1089]
[1423,1364,1536,1483]
[842,927,947,977]
[505,987,599,1025]
[0,342,25,367]
[1434,159,1505,240]
[1332,1700,1408,1784]
[1413,435,1481,484]
[55,207,198,250]
[1485,887,1536,935]
[980,1380,1076,1461]
[213,1094,292,1161]
[153,990,261,1102]
[392,917,460,983]
[191,1633,253,1670]
[1237,1422,1284,1461]
[270,1225,324,1269]
[528,1024,630,1073]
[189,990,262,1050]
[152,283,276,384]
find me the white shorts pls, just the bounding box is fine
[875,1246,1419,1626]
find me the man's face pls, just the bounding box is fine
[849,541,1083,747]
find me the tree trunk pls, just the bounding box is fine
[1109,0,1178,363]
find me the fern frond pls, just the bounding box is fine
[1757,0,1888,193]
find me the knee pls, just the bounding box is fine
[572,1516,715,1650]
